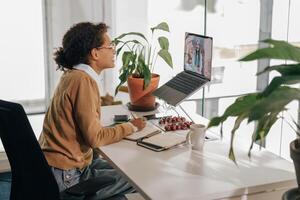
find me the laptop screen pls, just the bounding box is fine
[184,33,213,80]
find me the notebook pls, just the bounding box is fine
[153,32,213,106]
[125,122,162,141]
[137,133,186,151]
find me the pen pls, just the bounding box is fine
[130,112,137,119]
[130,112,147,121]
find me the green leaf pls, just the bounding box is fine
[207,116,225,128]
[228,114,248,164]
[158,36,169,50]
[158,49,173,68]
[143,64,151,89]
[261,75,300,97]
[240,39,300,62]
[116,40,142,57]
[208,93,259,128]
[248,87,300,122]
[127,64,135,74]
[116,52,137,95]
[264,39,300,49]
[248,111,280,157]
[122,51,133,68]
[112,38,121,46]
[115,32,148,43]
[136,49,145,75]
[151,22,170,33]
[137,53,151,88]
[115,70,129,95]
[224,94,259,116]
[239,39,300,63]
[257,64,300,76]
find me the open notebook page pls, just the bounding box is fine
[125,122,161,141]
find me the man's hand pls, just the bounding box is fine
[130,118,146,131]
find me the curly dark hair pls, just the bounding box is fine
[54,22,109,71]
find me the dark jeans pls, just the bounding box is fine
[51,157,135,200]
[0,172,11,200]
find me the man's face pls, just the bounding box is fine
[96,33,116,70]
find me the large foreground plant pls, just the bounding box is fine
[208,39,300,163]
[113,22,173,95]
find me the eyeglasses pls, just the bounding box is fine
[96,43,116,50]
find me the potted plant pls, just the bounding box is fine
[207,39,300,191]
[113,22,173,110]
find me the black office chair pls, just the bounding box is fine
[0,100,116,200]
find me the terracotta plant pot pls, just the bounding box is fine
[127,73,160,109]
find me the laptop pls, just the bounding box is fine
[153,32,213,106]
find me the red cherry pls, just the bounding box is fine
[171,124,176,131]
[181,124,187,130]
[165,125,170,131]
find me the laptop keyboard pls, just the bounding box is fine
[166,72,206,94]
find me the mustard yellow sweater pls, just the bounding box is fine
[39,69,134,170]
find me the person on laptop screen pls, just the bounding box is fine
[153,33,213,106]
[184,33,212,79]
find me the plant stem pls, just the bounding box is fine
[283,111,300,136]
[150,47,157,72]
[153,53,159,72]
[147,31,154,70]
[282,117,300,136]
[119,41,134,52]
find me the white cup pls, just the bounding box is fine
[186,124,206,151]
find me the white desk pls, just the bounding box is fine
[100,105,297,200]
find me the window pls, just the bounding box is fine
[265,0,300,159]
[0,0,45,151]
[112,0,300,159]
[0,0,45,101]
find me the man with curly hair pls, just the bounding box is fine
[39,22,145,199]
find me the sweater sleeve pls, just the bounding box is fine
[72,76,134,148]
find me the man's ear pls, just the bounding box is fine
[90,48,98,60]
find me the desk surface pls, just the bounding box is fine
[100,105,296,200]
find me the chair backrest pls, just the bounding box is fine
[0,100,60,200]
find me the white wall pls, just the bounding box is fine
[108,0,148,101]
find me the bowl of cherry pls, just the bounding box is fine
[158,116,193,131]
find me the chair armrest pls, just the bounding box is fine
[64,176,116,196]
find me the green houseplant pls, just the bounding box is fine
[207,39,300,191]
[112,22,173,109]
